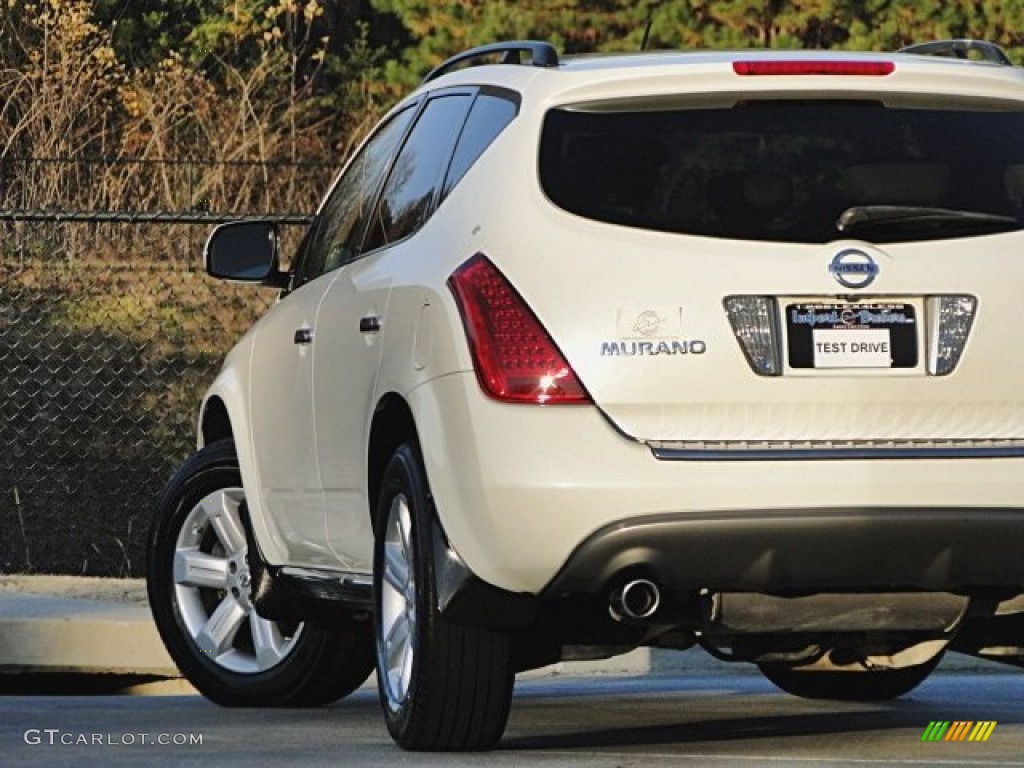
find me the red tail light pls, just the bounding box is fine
[733,61,894,76]
[448,254,590,404]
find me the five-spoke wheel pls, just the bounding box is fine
[172,487,302,674]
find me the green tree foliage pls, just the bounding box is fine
[372,0,1024,83]
[91,0,208,68]
[369,0,658,88]
[843,0,1024,56]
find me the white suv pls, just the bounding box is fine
[148,39,1024,750]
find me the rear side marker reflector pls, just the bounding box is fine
[449,254,591,404]
[733,61,895,76]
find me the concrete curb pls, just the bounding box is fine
[0,576,1011,695]
[0,591,176,676]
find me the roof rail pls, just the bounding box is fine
[422,40,559,84]
[898,39,1012,66]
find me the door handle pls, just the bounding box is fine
[359,316,381,334]
[293,327,314,345]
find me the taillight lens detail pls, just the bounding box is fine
[927,295,977,376]
[448,254,590,404]
[724,296,781,376]
[733,61,894,76]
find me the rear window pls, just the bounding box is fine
[539,101,1024,243]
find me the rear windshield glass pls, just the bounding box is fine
[539,101,1024,243]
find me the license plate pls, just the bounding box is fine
[786,302,918,369]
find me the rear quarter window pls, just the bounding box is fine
[441,90,519,200]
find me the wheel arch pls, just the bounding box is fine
[368,393,420,527]
[199,396,233,447]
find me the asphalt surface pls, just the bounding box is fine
[2,575,1022,766]
[2,673,1023,767]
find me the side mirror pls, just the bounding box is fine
[204,220,288,287]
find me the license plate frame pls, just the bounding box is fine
[786,301,918,369]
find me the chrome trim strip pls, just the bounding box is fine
[279,566,373,586]
[650,439,1024,461]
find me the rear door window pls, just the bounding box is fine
[291,105,415,288]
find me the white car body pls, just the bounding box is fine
[204,49,1024,596]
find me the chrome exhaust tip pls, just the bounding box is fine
[609,578,661,622]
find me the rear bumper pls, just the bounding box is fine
[408,372,1024,596]
[543,507,1024,597]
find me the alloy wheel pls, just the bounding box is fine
[378,492,417,710]
[172,488,301,674]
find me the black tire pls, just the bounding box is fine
[373,442,514,751]
[147,439,374,707]
[759,654,942,702]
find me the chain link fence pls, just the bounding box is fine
[0,156,334,576]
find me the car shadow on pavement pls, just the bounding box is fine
[0,673,170,696]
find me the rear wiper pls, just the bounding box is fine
[837,205,1019,234]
